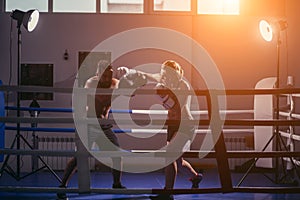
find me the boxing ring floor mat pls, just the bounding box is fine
[0,168,299,200]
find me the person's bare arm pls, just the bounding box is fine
[179,81,194,120]
[117,66,161,83]
[84,77,95,111]
[139,71,161,83]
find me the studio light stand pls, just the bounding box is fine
[259,19,299,185]
[238,19,298,186]
[273,20,286,184]
[29,97,40,171]
[0,9,61,183]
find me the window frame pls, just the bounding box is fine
[149,0,197,16]
[4,0,49,13]
[100,0,144,14]
[52,0,97,13]
[197,0,240,15]
[3,0,240,15]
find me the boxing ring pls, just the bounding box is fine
[1,84,300,195]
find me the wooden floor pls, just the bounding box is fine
[0,167,300,200]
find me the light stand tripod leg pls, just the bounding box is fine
[0,134,18,178]
[16,133,62,183]
[0,26,62,182]
[237,132,276,186]
[2,25,26,180]
[31,131,38,171]
[277,130,299,185]
[15,26,22,180]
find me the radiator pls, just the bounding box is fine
[38,136,96,171]
[225,136,251,170]
[37,136,250,171]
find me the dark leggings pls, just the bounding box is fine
[60,127,122,187]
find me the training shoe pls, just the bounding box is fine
[189,173,203,189]
[112,183,126,189]
[56,185,67,199]
[149,194,174,200]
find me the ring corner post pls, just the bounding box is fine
[0,80,4,163]
[214,130,233,193]
[207,90,233,193]
[75,132,91,194]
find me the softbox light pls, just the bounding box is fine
[259,19,288,42]
[259,20,273,42]
[11,9,39,32]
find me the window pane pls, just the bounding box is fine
[5,0,48,12]
[101,0,143,13]
[198,0,239,15]
[154,0,191,11]
[53,0,96,13]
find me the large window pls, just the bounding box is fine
[5,0,48,12]
[198,0,239,15]
[101,0,143,13]
[53,0,96,13]
[4,0,240,15]
[154,0,191,12]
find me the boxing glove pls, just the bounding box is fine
[155,83,175,109]
[116,66,130,78]
[118,68,147,89]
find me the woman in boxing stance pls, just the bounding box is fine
[118,60,202,200]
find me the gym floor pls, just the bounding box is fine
[0,168,300,200]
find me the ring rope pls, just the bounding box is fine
[111,109,254,115]
[279,130,300,142]
[1,148,300,159]
[0,185,299,194]
[5,106,73,113]
[283,157,300,167]
[1,85,300,95]
[4,126,253,134]
[1,86,298,193]
[279,111,300,119]
[1,117,300,126]
[5,126,75,133]
[5,106,253,115]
